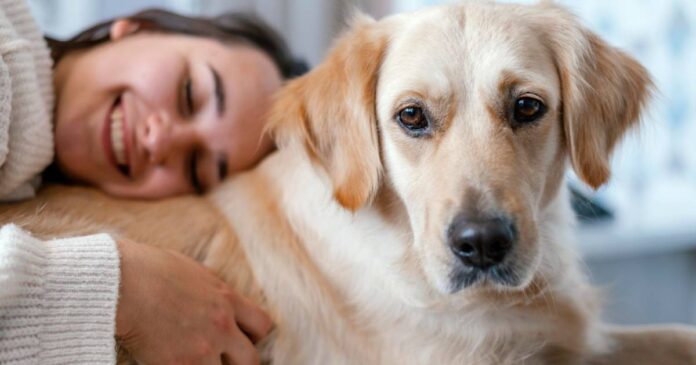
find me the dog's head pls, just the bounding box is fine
[269,3,651,295]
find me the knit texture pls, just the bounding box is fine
[0,2,121,363]
[0,224,119,364]
[0,0,55,202]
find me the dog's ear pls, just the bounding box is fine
[267,15,387,211]
[536,5,653,189]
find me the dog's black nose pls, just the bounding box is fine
[448,216,516,269]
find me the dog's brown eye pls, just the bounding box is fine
[513,97,546,124]
[397,106,430,135]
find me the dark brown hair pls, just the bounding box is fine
[46,8,308,79]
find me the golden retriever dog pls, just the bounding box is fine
[2,2,696,364]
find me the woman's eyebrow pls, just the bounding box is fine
[209,64,226,117]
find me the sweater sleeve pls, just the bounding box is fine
[0,224,120,364]
[0,0,55,202]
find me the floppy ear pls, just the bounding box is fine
[537,5,653,189]
[267,15,387,211]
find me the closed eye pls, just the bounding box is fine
[218,155,228,182]
[184,78,194,115]
[188,149,203,194]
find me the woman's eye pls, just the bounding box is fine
[513,97,546,124]
[183,78,194,115]
[188,148,203,194]
[396,106,430,136]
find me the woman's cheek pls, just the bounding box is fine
[54,116,91,176]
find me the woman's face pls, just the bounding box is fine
[53,20,283,198]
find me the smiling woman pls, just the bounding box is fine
[49,9,306,198]
[54,32,281,197]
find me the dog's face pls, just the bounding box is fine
[376,5,566,293]
[270,3,651,295]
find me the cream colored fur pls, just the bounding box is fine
[2,2,695,364]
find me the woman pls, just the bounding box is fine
[0,1,306,364]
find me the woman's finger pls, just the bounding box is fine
[222,327,261,365]
[226,291,274,343]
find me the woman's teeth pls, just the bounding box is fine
[110,107,127,166]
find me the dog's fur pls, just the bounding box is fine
[2,2,696,364]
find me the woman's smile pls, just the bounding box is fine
[105,95,131,177]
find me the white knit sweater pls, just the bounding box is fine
[0,0,53,202]
[0,1,120,364]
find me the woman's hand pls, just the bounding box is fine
[115,239,272,365]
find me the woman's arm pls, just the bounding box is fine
[0,225,272,365]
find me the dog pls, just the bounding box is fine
[2,2,696,364]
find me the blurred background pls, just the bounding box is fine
[28,0,696,326]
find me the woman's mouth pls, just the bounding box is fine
[105,96,130,176]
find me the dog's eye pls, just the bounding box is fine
[397,106,430,134]
[513,97,546,124]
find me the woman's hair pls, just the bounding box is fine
[47,8,308,79]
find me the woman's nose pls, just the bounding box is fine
[139,113,194,165]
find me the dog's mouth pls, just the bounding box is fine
[448,262,522,293]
